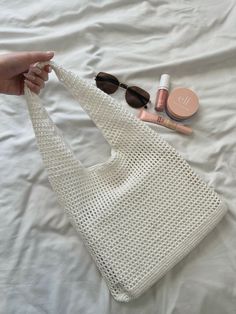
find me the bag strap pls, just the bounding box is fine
[24,61,144,173]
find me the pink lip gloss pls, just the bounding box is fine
[155,74,170,112]
[138,109,193,135]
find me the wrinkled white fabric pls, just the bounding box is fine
[0,0,236,312]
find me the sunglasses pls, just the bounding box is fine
[95,72,150,108]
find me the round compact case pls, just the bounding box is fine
[24,62,227,302]
[166,87,199,121]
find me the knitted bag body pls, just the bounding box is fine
[24,62,227,302]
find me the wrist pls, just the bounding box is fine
[0,79,9,94]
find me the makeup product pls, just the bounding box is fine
[155,74,170,112]
[166,88,199,121]
[138,109,192,135]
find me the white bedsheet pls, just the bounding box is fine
[0,0,236,313]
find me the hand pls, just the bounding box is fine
[23,63,52,95]
[0,51,54,95]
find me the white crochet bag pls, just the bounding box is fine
[24,61,227,302]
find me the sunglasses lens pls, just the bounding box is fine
[126,86,150,108]
[95,72,119,94]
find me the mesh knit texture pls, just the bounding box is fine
[24,62,227,302]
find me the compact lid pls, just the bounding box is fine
[159,74,170,90]
[167,88,199,120]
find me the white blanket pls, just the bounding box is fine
[0,1,236,313]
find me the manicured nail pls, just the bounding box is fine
[48,66,52,72]
[46,51,54,57]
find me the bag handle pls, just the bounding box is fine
[24,61,143,173]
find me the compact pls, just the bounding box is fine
[166,88,199,121]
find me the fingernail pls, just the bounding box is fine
[46,51,54,57]
[48,66,52,72]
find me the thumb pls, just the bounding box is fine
[24,51,54,65]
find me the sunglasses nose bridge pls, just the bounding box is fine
[119,82,128,89]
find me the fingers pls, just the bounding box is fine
[24,64,52,94]
[24,79,41,95]
[30,64,51,80]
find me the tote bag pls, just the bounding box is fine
[24,61,227,302]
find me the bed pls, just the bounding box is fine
[0,0,236,313]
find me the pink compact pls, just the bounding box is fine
[166,88,199,121]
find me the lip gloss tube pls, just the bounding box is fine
[138,109,193,135]
[155,74,170,112]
